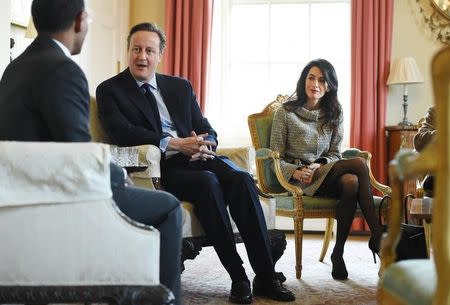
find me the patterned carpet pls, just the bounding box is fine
[181,233,379,305]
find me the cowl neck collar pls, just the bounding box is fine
[294,107,324,121]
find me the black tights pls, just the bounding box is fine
[315,157,381,255]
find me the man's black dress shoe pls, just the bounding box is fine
[229,280,252,304]
[275,271,287,283]
[252,276,295,302]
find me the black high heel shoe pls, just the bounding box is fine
[368,235,381,263]
[331,252,348,280]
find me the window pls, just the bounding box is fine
[207,0,350,147]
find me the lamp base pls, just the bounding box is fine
[398,121,413,126]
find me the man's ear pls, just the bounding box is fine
[157,51,163,63]
[73,11,85,33]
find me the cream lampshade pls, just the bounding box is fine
[387,57,424,126]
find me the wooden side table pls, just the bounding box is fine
[385,125,419,196]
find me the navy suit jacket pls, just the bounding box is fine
[0,34,124,186]
[96,69,217,150]
[0,35,90,141]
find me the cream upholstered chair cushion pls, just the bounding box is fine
[381,259,436,305]
[0,141,168,304]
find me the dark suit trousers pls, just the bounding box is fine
[112,182,182,305]
[162,155,275,282]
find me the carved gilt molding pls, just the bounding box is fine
[417,0,450,44]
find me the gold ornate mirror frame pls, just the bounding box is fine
[417,0,450,44]
[431,0,450,19]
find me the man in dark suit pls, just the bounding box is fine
[0,2,182,304]
[96,22,295,304]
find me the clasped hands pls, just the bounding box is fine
[172,131,216,161]
[292,163,321,184]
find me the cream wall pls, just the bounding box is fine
[129,0,165,72]
[0,1,11,76]
[130,0,165,28]
[387,0,445,126]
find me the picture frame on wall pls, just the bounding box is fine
[10,0,32,28]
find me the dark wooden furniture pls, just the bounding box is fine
[0,286,172,305]
[385,125,419,197]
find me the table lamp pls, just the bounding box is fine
[387,57,424,126]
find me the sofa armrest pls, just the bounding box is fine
[217,146,255,174]
[0,199,160,286]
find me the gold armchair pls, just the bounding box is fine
[248,95,392,279]
[378,47,450,305]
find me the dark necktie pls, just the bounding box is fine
[141,83,162,132]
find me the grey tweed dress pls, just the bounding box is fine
[270,105,343,196]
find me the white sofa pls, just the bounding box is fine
[0,141,172,305]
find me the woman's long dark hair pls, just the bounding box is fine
[284,58,342,133]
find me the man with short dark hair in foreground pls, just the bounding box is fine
[0,1,182,304]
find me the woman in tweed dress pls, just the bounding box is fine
[270,59,382,280]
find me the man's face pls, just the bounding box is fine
[128,30,162,82]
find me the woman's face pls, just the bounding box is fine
[304,66,329,103]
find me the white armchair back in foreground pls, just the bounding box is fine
[0,141,173,305]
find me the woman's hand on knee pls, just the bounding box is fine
[293,167,316,184]
[308,163,321,170]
